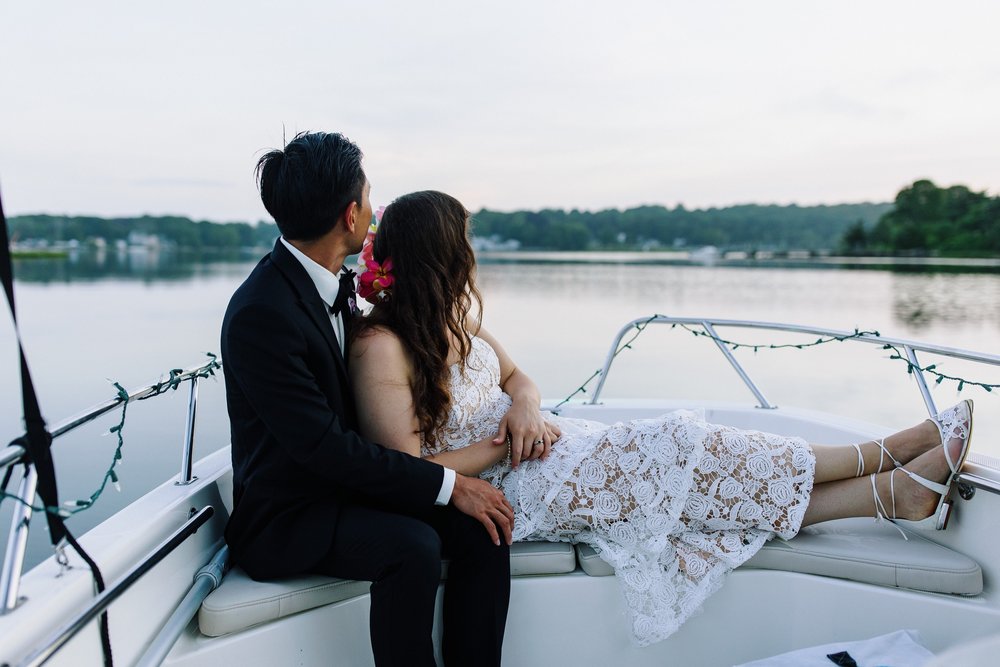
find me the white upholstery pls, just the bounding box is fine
[204,471,983,638]
[199,541,575,638]
[576,518,983,596]
[199,569,369,638]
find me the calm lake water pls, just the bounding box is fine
[2,251,999,569]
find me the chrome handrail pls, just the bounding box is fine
[0,357,221,616]
[2,358,222,473]
[589,316,1000,418]
[0,466,37,613]
[134,543,229,667]
[955,471,1000,497]
[0,445,25,471]
[176,376,201,486]
[702,321,774,409]
[15,506,215,667]
[51,358,220,445]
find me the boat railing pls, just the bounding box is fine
[13,507,217,667]
[134,543,229,667]
[1,357,221,617]
[589,315,1000,499]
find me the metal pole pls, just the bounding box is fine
[904,346,938,417]
[16,506,215,667]
[134,545,229,667]
[1,466,38,613]
[0,444,25,470]
[137,576,214,666]
[590,317,656,404]
[702,322,775,409]
[10,357,221,448]
[175,378,199,486]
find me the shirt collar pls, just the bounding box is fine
[279,236,342,309]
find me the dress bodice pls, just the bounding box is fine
[421,336,512,459]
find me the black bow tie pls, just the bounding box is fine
[330,268,357,320]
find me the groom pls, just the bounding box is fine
[221,131,513,666]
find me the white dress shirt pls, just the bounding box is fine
[279,237,455,505]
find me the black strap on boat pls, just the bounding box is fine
[0,465,12,507]
[1,186,114,667]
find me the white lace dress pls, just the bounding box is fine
[423,337,816,646]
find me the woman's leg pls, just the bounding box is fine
[803,425,960,526]
[810,418,940,484]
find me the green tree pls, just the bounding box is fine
[855,180,997,256]
[840,220,868,255]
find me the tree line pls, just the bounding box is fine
[472,202,891,252]
[9,214,279,249]
[11,204,890,253]
[840,180,999,256]
[9,180,994,256]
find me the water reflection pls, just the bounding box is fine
[16,251,1000,331]
[890,273,1000,330]
[2,254,998,571]
[12,247,264,283]
[477,260,1000,332]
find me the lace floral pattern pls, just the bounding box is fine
[432,337,816,645]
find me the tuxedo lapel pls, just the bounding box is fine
[270,240,351,380]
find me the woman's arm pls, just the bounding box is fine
[349,328,508,477]
[475,327,561,467]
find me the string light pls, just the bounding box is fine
[552,315,660,410]
[553,316,998,411]
[1,354,221,516]
[880,344,997,393]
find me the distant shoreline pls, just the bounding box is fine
[476,250,1000,271]
[11,249,69,259]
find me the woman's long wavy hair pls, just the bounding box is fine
[354,190,483,446]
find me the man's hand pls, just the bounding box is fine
[450,474,514,546]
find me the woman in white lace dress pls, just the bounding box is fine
[348,191,974,645]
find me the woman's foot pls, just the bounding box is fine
[870,400,973,524]
[855,400,973,476]
[872,448,949,521]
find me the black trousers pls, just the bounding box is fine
[314,502,510,667]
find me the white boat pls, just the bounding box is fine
[2,316,999,666]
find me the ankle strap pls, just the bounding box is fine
[852,443,864,477]
[854,438,895,477]
[870,471,909,541]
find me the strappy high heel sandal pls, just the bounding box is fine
[868,399,974,534]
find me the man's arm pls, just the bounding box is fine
[225,301,442,508]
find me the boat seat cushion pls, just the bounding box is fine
[199,541,575,638]
[576,518,983,596]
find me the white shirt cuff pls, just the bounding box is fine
[435,467,456,506]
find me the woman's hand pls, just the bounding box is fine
[493,398,561,468]
[475,327,561,468]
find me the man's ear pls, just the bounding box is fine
[342,200,359,234]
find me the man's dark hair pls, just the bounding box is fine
[255,131,366,241]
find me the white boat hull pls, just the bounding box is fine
[3,401,1000,666]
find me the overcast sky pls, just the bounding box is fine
[2,1,998,222]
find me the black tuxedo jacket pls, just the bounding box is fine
[221,239,444,579]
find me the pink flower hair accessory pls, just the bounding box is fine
[357,205,394,304]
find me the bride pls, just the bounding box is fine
[347,190,974,645]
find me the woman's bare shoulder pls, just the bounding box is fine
[352,325,402,356]
[472,325,505,355]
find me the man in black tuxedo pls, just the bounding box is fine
[221,131,513,666]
